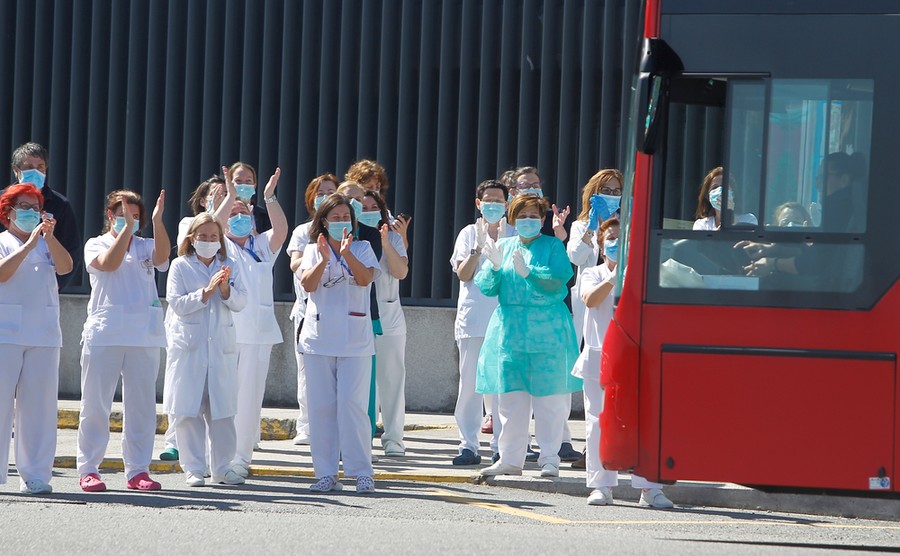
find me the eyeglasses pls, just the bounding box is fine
[323,264,347,288]
[14,202,42,211]
[514,181,542,189]
[599,187,622,197]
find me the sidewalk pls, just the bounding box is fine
[49,401,900,521]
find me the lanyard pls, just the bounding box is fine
[328,244,353,276]
[244,235,262,263]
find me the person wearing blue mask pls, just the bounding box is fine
[692,167,757,231]
[227,162,272,234]
[0,184,73,495]
[476,194,582,479]
[6,142,82,288]
[299,194,380,493]
[450,179,515,466]
[215,168,288,478]
[287,173,339,446]
[77,189,170,493]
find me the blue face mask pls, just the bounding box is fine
[603,238,619,262]
[313,194,327,211]
[113,216,140,235]
[20,169,46,190]
[518,188,543,198]
[349,198,363,219]
[228,213,252,237]
[358,211,382,228]
[235,184,255,201]
[328,221,353,241]
[597,193,621,217]
[515,217,542,239]
[480,202,506,224]
[13,208,41,233]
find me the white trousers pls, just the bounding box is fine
[498,390,568,468]
[233,343,273,467]
[76,345,159,480]
[375,333,406,448]
[455,337,501,454]
[304,354,373,478]
[293,318,309,437]
[0,345,58,485]
[582,349,661,489]
[175,378,236,478]
[163,415,177,449]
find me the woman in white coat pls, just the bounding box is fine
[287,173,338,446]
[164,212,248,487]
[0,184,72,494]
[217,168,287,478]
[361,190,409,457]
[299,194,380,493]
[77,189,169,493]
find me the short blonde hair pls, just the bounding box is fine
[178,213,227,259]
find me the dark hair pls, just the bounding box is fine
[309,194,358,242]
[11,142,49,170]
[825,151,867,182]
[498,168,517,188]
[103,189,147,234]
[304,173,339,216]
[363,190,390,227]
[476,179,508,200]
[188,175,225,216]
[0,183,44,228]
[694,166,723,219]
[512,166,541,183]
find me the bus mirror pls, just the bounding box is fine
[636,39,682,155]
[639,75,664,154]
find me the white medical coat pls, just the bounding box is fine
[0,232,62,347]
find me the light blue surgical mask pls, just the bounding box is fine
[349,198,363,219]
[228,213,252,237]
[518,188,543,198]
[235,184,255,201]
[597,193,621,217]
[13,208,41,233]
[358,211,382,228]
[20,169,46,190]
[328,221,353,241]
[515,217,542,239]
[708,187,722,212]
[113,216,140,235]
[480,202,506,224]
[603,238,619,262]
[313,194,327,211]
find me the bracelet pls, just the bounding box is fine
[264,194,278,204]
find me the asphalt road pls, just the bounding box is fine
[2,469,898,555]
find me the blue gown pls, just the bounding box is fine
[475,234,582,397]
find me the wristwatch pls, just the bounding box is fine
[264,194,278,204]
[470,248,480,256]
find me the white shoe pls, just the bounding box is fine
[309,476,343,492]
[356,475,375,493]
[20,479,52,494]
[293,434,310,445]
[540,463,559,478]
[213,470,246,485]
[253,442,261,451]
[383,440,405,457]
[185,472,205,487]
[232,463,250,478]
[639,488,674,508]
[480,461,523,476]
[587,487,614,506]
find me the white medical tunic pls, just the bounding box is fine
[374,230,408,336]
[227,234,283,345]
[0,232,62,347]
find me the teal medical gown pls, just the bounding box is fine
[475,234,582,397]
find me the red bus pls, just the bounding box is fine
[601,0,899,496]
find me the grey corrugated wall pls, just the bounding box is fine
[0,0,641,304]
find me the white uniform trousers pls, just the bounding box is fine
[455,337,501,454]
[163,416,177,449]
[375,333,406,449]
[498,391,568,468]
[304,354,373,478]
[233,343,274,467]
[582,349,661,489]
[293,318,309,438]
[174,378,237,478]
[76,345,159,480]
[0,345,58,485]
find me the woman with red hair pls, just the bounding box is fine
[0,183,73,494]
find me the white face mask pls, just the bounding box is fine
[193,240,220,259]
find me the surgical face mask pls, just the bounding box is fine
[20,168,46,190]
[708,186,734,212]
[328,221,353,241]
[515,217,542,239]
[205,196,216,213]
[193,240,220,259]
[480,202,506,224]
[235,184,255,201]
[597,193,621,217]
[113,216,140,235]
[358,211,382,228]
[349,198,363,219]
[603,238,619,262]
[12,208,41,233]
[313,194,327,211]
[518,188,543,198]
[228,213,252,237]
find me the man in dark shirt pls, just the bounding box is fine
[4,142,82,288]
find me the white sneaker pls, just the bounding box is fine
[253,442,261,451]
[213,470,245,485]
[293,434,310,445]
[356,475,375,493]
[639,488,674,508]
[480,461,523,476]
[232,463,250,478]
[20,479,52,494]
[383,440,405,457]
[540,463,559,477]
[185,472,205,487]
[587,487,614,505]
[309,476,343,492]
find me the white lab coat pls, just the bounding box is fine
[0,232,62,347]
[163,253,247,420]
[566,219,601,347]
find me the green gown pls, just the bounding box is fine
[475,234,582,397]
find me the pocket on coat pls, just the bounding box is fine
[0,304,22,335]
[223,322,237,354]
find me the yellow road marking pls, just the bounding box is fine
[430,489,571,524]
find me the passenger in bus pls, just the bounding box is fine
[573,218,674,508]
[772,202,810,228]
[692,167,758,230]
[476,194,582,478]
